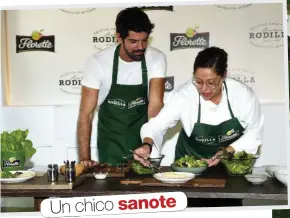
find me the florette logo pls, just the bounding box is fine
[170,26,209,51]
[128,97,146,109]
[2,157,20,168]
[108,99,126,109]
[218,129,239,143]
[16,29,55,53]
[196,136,216,145]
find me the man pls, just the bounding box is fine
[77,7,167,167]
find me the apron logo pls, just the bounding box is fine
[195,136,216,145]
[128,97,146,109]
[108,99,126,109]
[218,129,240,143]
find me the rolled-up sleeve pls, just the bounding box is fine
[231,89,264,154]
[140,92,183,154]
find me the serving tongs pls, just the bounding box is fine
[216,147,234,161]
[127,150,164,174]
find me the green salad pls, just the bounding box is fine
[220,151,257,175]
[0,171,15,178]
[174,155,207,168]
[131,160,155,174]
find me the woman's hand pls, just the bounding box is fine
[133,145,151,166]
[202,155,221,167]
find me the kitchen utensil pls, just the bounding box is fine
[93,172,108,180]
[128,150,163,173]
[219,154,260,176]
[244,174,268,185]
[274,169,287,186]
[64,161,76,183]
[47,164,59,182]
[0,170,36,183]
[153,172,195,184]
[171,164,207,175]
[264,165,287,178]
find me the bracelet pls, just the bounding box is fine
[142,142,153,153]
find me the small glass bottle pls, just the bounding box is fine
[65,162,76,183]
[47,164,59,182]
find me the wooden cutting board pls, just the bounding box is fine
[85,166,127,178]
[120,178,226,188]
[1,174,86,190]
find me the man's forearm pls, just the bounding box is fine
[77,114,93,160]
[148,102,163,120]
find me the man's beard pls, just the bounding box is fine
[124,46,146,61]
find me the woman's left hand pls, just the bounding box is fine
[202,155,221,167]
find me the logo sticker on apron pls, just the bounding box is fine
[218,129,240,143]
[128,97,146,109]
[195,136,216,145]
[108,99,126,109]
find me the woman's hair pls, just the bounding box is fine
[115,7,155,39]
[193,47,228,77]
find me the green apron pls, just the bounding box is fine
[175,82,245,160]
[97,44,148,166]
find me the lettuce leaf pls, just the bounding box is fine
[1,129,36,159]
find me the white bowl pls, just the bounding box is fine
[153,172,195,184]
[264,165,287,178]
[93,172,108,180]
[244,174,268,185]
[274,169,287,186]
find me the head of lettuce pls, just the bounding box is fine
[1,129,36,172]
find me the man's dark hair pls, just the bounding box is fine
[193,47,228,77]
[115,7,155,39]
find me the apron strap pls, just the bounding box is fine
[112,44,148,86]
[112,44,121,85]
[141,57,148,87]
[197,80,234,123]
[223,81,235,119]
[197,95,201,123]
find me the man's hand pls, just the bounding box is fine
[133,145,151,166]
[80,159,99,168]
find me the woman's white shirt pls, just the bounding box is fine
[140,77,264,155]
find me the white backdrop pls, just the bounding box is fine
[5,3,285,105]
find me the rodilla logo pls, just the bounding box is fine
[108,99,126,110]
[139,6,174,11]
[228,68,255,88]
[196,136,216,145]
[93,28,117,51]
[16,29,55,53]
[59,8,96,14]
[214,4,252,10]
[59,71,83,95]
[249,22,283,48]
[170,26,209,51]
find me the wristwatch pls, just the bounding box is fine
[142,142,153,153]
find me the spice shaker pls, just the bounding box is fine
[65,161,76,183]
[47,164,59,182]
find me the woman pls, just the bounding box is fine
[133,46,264,207]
